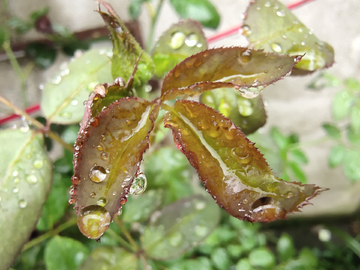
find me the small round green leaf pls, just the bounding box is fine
[343,150,360,182]
[328,145,346,168]
[332,91,353,121]
[277,233,295,262]
[289,161,307,183]
[249,247,275,269]
[236,259,253,270]
[211,247,231,270]
[322,123,341,139]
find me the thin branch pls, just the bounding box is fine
[106,228,135,252]
[114,215,139,251]
[146,0,164,53]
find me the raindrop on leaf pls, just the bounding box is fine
[169,31,186,49]
[18,199,27,209]
[77,205,111,239]
[185,33,199,47]
[129,172,147,195]
[89,165,107,183]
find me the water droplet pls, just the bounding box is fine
[12,171,19,177]
[237,86,263,99]
[238,99,253,116]
[256,6,261,10]
[88,81,99,91]
[230,148,253,164]
[20,125,29,133]
[60,112,72,119]
[89,166,107,183]
[169,232,182,247]
[60,68,69,76]
[33,159,44,169]
[38,84,44,90]
[77,205,111,239]
[242,25,252,35]
[276,10,285,17]
[100,152,108,161]
[19,199,27,209]
[89,192,96,198]
[71,100,78,106]
[115,26,123,34]
[239,49,252,63]
[195,200,206,210]
[195,225,208,237]
[264,1,271,7]
[51,75,62,84]
[114,77,125,86]
[120,198,127,205]
[298,28,303,33]
[69,185,76,196]
[282,34,287,39]
[117,208,122,216]
[13,187,19,193]
[271,43,282,53]
[130,173,147,195]
[71,176,80,185]
[96,145,103,151]
[89,117,99,127]
[243,199,249,204]
[145,85,152,92]
[69,198,75,204]
[97,197,107,207]
[13,177,20,184]
[185,33,199,47]
[26,175,38,185]
[301,41,306,46]
[286,191,294,199]
[169,31,186,49]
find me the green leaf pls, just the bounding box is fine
[29,7,49,24]
[37,172,70,231]
[343,150,360,182]
[270,127,288,150]
[44,236,89,270]
[350,103,360,133]
[277,233,295,262]
[289,161,307,183]
[152,19,207,78]
[78,246,138,270]
[298,248,318,267]
[141,194,221,260]
[243,0,334,74]
[322,123,341,139]
[164,100,324,222]
[344,78,360,92]
[249,247,275,269]
[0,129,52,270]
[307,72,341,90]
[72,98,159,239]
[200,88,267,135]
[25,42,57,69]
[8,17,32,34]
[211,248,231,270]
[290,149,308,164]
[236,259,254,270]
[169,0,220,29]
[98,2,154,85]
[332,90,353,121]
[161,47,300,101]
[53,150,73,174]
[129,0,149,20]
[122,189,162,223]
[60,125,80,145]
[41,49,113,124]
[328,145,346,168]
[347,127,360,145]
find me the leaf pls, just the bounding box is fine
[25,42,57,69]
[8,17,32,34]
[347,127,360,145]
[78,246,138,270]
[98,1,154,85]
[37,172,70,231]
[328,145,346,168]
[0,129,52,270]
[141,194,220,260]
[152,19,207,78]
[243,0,334,74]
[277,233,295,262]
[122,189,162,223]
[164,100,325,222]
[322,123,341,139]
[343,150,360,182]
[332,90,353,121]
[248,247,275,269]
[169,0,220,29]
[211,247,232,270]
[350,102,360,133]
[270,126,288,150]
[290,149,308,164]
[71,97,159,239]
[41,48,113,124]
[128,0,143,20]
[289,161,307,183]
[44,236,89,270]
[200,88,267,135]
[161,47,300,100]
[236,259,253,270]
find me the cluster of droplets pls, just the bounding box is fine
[169,32,203,50]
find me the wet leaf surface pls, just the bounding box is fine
[141,194,220,260]
[78,246,138,270]
[98,1,154,86]
[41,49,113,124]
[200,88,266,135]
[243,0,334,74]
[71,97,159,239]
[0,129,52,270]
[161,47,300,100]
[164,100,325,222]
[152,19,207,78]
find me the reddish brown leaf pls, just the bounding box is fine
[71,97,159,239]
[164,100,325,222]
[161,47,301,101]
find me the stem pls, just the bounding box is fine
[140,254,151,270]
[288,136,330,150]
[146,0,164,53]
[0,96,74,152]
[22,217,77,251]
[106,228,135,252]
[114,216,139,251]
[2,41,29,107]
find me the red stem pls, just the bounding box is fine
[0,0,314,126]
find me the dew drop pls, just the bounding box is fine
[89,166,107,183]
[71,100,78,106]
[115,26,123,34]
[97,197,107,207]
[51,75,61,84]
[195,200,206,210]
[114,77,125,86]
[169,31,186,49]
[276,10,285,17]
[286,191,294,199]
[71,176,80,185]
[100,152,108,161]
[13,177,20,184]
[60,68,69,77]
[20,125,29,133]
[117,208,123,216]
[77,205,111,239]
[242,25,252,35]
[33,159,44,169]
[184,33,198,47]
[120,198,127,205]
[169,232,182,247]
[89,192,96,198]
[19,199,27,209]
[69,185,76,196]
[298,28,303,33]
[13,187,19,193]
[195,225,208,237]
[130,172,147,195]
[12,171,19,177]
[230,148,253,164]
[239,49,252,63]
[301,41,306,46]
[60,112,72,119]
[88,81,99,91]
[264,1,271,7]
[282,34,287,39]
[271,43,282,53]
[238,99,253,116]
[69,198,75,204]
[26,175,38,185]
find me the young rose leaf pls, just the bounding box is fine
[0,129,52,270]
[332,90,354,121]
[200,88,266,135]
[98,1,154,86]
[242,0,334,75]
[71,97,159,239]
[169,0,220,29]
[328,145,346,168]
[152,19,207,78]
[141,194,220,260]
[41,49,113,124]
[164,100,325,222]
[161,47,300,101]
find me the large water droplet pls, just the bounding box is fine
[169,232,182,247]
[169,31,186,49]
[117,208,123,216]
[271,43,282,53]
[97,197,107,207]
[77,205,111,239]
[33,159,44,169]
[129,173,147,195]
[185,33,199,47]
[89,166,107,183]
[26,175,38,185]
[239,49,252,63]
[237,86,263,99]
[19,199,27,209]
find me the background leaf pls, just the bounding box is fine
[343,150,360,182]
[41,49,113,124]
[289,161,307,183]
[44,236,89,270]
[322,123,341,139]
[277,233,295,262]
[243,0,334,74]
[0,129,52,270]
[169,0,220,29]
[328,145,346,168]
[332,90,353,121]
[141,194,220,260]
